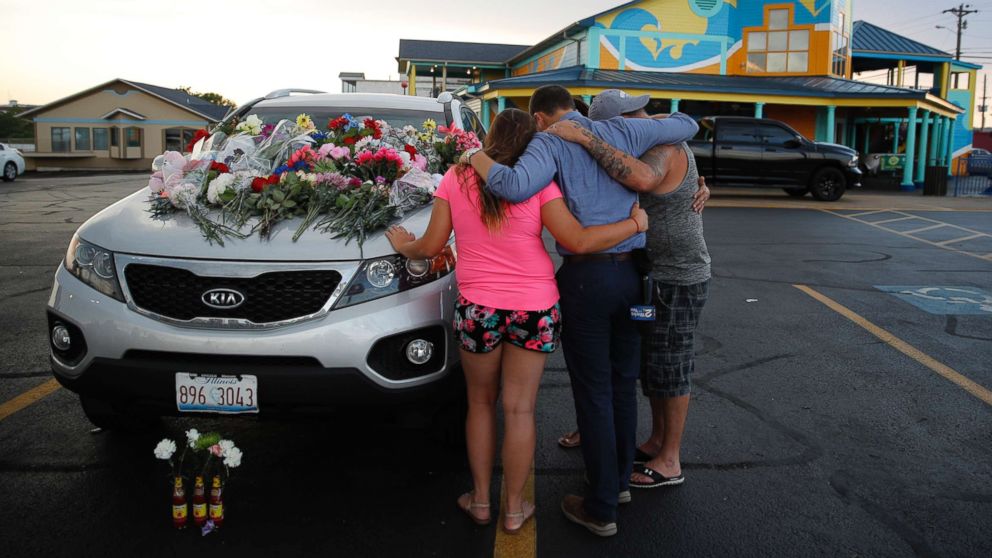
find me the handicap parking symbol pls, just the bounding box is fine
[875,286,992,315]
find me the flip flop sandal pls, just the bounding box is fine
[630,465,685,489]
[633,448,655,465]
[457,491,491,526]
[502,501,535,534]
[558,430,581,448]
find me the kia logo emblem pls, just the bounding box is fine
[201,288,245,309]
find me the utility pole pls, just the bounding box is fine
[981,73,988,130]
[943,3,979,61]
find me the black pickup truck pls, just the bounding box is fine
[689,116,862,201]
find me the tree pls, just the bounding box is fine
[0,107,34,139]
[177,86,237,109]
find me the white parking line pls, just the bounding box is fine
[937,233,987,246]
[823,210,992,262]
[871,216,919,225]
[901,224,948,235]
[844,209,892,219]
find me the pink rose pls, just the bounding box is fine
[209,444,223,457]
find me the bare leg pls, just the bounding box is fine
[638,396,666,457]
[633,395,689,482]
[500,344,547,529]
[461,347,503,520]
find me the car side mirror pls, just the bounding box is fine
[784,139,802,149]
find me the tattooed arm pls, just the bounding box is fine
[545,120,667,193]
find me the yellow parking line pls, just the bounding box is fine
[794,285,992,407]
[493,463,536,558]
[0,379,61,421]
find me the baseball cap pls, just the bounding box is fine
[588,89,651,121]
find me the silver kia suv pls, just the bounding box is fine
[46,91,486,431]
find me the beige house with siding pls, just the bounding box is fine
[19,79,229,171]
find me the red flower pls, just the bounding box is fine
[251,177,266,193]
[343,136,356,145]
[403,144,418,157]
[328,117,348,130]
[266,174,279,185]
[185,129,209,153]
[210,161,230,174]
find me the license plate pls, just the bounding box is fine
[175,373,258,414]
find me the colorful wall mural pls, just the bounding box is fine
[587,0,850,77]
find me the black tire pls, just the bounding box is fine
[783,188,808,197]
[79,394,157,432]
[809,167,846,201]
[2,162,16,182]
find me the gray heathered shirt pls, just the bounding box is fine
[639,142,712,285]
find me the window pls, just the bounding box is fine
[717,123,758,143]
[757,124,798,146]
[832,12,849,76]
[746,7,810,74]
[460,106,486,141]
[164,128,184,152]
[768,9,789,30]
[93,128,109,150]
[74,127,91,151]
[125,127,141,148]
[51,127,71,152]
[110,128,119,147]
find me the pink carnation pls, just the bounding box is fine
[318,143,350,161]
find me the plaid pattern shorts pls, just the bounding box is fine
[640,280,709,398]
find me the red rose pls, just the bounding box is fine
[266,174,279,185]
[403,144,418,157]
[251,177,266,192]
[343,136,356,145]
[210,161,230,174]
[185,129,209,153]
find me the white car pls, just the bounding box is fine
[1,143,26,182]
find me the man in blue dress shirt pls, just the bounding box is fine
[465,85,699,536]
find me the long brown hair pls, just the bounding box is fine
[458,108,536,232]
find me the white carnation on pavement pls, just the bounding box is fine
[154,438,177,460]
[223,446,243,468]
[218,439,235,454]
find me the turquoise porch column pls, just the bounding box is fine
[497,96,506,114]
[671,98,681,113]
[901,107,918,190]
[929,116,942,165]
[582,95,592,106]
[754,102,765,118]
[944,117,955,174]
[825,106,836,143]
[481,99,491,128]
[862,124,870,154]
[892,121,901,153]
[915,110,930,184]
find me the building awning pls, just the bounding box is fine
[479,66,965,117]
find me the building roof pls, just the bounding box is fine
[483,66,946,100]
[338,72,366,80]
[397,39,530,66]
[18,78,230,122]
[851,21,950,58]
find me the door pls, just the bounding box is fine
[713,121,764,185]
[758,123,810,187]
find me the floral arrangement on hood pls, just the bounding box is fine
[143,113,475,247]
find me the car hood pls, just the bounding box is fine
[76,188,433,261]
[815,142,857,157]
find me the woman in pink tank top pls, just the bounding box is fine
[387,109,646,533]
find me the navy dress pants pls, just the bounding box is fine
[556,257,642,523]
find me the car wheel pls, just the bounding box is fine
[79,394,157,432]
[783,188,808,197]
[2,162,16,182]
[809,167,846,201]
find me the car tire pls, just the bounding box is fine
[79,394,157,432]
[809,167,846,201]
[2,162,16,182]
[783,188,808,197]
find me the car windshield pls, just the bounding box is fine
[247,107,449,131]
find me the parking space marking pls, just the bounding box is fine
[794,285,992,407]
[0,379,60,421]
[844,210,890,218]
[871,216,917,225]
[822,210,992,262]
[493,463,536,558]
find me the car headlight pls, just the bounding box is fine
[334,244,456,309]
[849,154,859,167]
[64,235,124,301]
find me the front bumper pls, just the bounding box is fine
[845,166,863,188]
[48,261,461,408]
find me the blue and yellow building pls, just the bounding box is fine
[397,0,982,190]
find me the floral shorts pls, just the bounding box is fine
[453,295,562,354]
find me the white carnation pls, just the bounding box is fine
[236,114,264,135]
[169,183,199,209]
[206,173,235,205]
[186,428,200,448]
[222,446,243,468]
[154,438,177,460]
[218,439,235,454]
[402,125,418,138]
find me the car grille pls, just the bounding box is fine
[124,264,342,325]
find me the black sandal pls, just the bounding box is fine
[634,448,655,465]
[630,466,684,489]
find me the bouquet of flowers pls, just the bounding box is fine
[146,114,479,248]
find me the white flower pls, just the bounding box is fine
[154,438,177,460]
[354,136,379,151]
[206,173,235,204]
[236,114,264,135]
[218,439,235,454]
[169,183,200,209]
[222,446,243,468]
[185,428,200,449]
[402,125,418,138]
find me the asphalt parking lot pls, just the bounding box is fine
[1,174,990,558]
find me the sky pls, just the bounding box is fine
[2,0,990,125]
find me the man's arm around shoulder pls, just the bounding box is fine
[467,133,558,203]
[616,112,699,157]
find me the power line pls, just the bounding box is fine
[943,3,980,60]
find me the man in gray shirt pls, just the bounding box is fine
[547,89,710,491]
